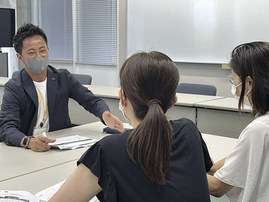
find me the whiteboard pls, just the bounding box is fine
[127,0,269,64]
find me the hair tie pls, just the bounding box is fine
[147,99,162,107]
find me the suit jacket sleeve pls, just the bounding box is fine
[0,80,30,146]
[63,69,110,122]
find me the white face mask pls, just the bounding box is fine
[119,90,132,126]
[243,89,252,107]
[20,55,49,74]
[231,82,252,107]
[231,82,241,99]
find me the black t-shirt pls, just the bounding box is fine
[78,118,212,202]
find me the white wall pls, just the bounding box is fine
[0,0,15,8]
[15,0,233,97]
[50,61,232,97]
[176,62,232,97]
[50,0,233,97]
[50,61,121,87]
[127,0,269,64]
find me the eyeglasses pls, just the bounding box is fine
[228,75,241,84]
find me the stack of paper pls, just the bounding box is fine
[0,181,98,202]
[48,135,98,150]
[0,190,39,202]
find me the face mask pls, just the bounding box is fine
[231,82,241,100]
[119,90,132,126]
[231,83,252,107]
[244,89,252,107]
[20,55,49,74]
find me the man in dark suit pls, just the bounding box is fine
[0,23,124,152]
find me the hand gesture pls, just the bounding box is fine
[102,111,124,132]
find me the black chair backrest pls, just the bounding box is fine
[177,83,217,96]
[73,74,92,85]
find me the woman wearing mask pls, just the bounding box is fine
[207,42,269,202]
[49,51,212,202]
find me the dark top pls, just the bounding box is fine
[78,118,212,202]
[0,66,109,146]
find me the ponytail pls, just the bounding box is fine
[120,51,179,185]
[127,99,173,185]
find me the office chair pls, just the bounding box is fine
[177,83,217,96]
[72,73,92,85]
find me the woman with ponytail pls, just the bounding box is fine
[49,51,213,202]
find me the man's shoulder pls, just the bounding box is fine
[5,71,24,89]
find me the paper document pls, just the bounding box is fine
[48,135,97,150]
[0,181,98,202]
[0,190,39,202]
[35,180,98,202]
[35,181,65,201]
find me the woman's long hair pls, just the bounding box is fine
[230,41,269,116]
[119,51,179,185]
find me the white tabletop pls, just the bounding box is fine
[0,122,110,182]
[0,121,237,182]
[195,97,252,112]
[0,161,76,194]
[0,77,9,86]
[202,133,237,162]
[0,121,238,202]
[85,84,224,107]
[176,93,223,107]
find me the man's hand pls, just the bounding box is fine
[102,111,124,132]
[21,136,56,152]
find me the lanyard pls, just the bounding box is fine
[36,90,48,127]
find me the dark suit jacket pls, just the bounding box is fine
[0,66,109,146]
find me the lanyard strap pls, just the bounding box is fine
[36,90,48,127]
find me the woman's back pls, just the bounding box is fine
[78,118,211,202]
[49,51,212,202]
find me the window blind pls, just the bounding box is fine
[38,0,73,60]
[75,0,117,65]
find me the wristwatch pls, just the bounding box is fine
[22,136,34,149]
